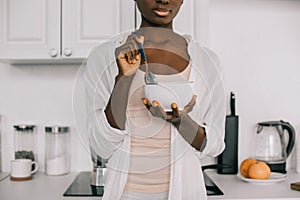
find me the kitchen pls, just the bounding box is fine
[0,0,300,199]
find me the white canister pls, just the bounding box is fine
[45,126,70,175]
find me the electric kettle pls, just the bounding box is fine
[253,120,295,173]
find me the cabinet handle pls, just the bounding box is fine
[49,49,58,57]
[64,48,72,56]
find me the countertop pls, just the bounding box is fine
[206,170,300,200]
[0,170,299,200]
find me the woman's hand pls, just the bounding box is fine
[115,35,144,76]
[141,95,197,128]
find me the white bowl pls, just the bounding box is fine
[144,81,193,111]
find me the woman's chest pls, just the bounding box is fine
[141,44,190,75]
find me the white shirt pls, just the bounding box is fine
[84,31,226,200]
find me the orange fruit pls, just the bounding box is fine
[240,158,257,178]
[248,161,271,180]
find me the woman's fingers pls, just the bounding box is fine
[141,98,152,110]
[141,98,158,116]
[171,103,180,118]
[152,100,168,119]
[115,35,143,65]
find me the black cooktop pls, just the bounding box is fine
[63,171,223,197]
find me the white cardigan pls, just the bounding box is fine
[84,32,226,200]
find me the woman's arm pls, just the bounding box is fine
[175,113,206,150]
[104,74,135,130]
[105,35,144,130]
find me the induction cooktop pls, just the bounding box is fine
[63,171,223,197]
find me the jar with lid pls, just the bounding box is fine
[45,126,70,175]
[13,124,37,162]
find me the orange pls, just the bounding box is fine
[240,158,257,178]
[248,161,271,180]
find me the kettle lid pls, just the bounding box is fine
[258,120,286,127]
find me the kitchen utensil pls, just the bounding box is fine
[10,159,38,181]
[90,147,107,187]
[144,81,193,111]
[45,126,70,176]
[63,172,104,197]
[13,125,37,171]
[237,172,287,185]
[217,92,239,174]
[132,32,157,85]
[253,120,295,173]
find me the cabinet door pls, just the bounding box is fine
[62,0,135,60]
[0,0,60,62]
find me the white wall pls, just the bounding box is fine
[0,0,300,173]
[209,0,300,168]
[0,63,92,172]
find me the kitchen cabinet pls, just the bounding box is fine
[0,0,135,64]
[0,0,208,64]
[62,0,134,61]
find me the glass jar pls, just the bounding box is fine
[13,124,37,162]
[45,126,70,175]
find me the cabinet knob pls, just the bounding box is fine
[64,48,72,56]
[49,49,58,57]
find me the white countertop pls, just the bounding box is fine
[0,170,299,200]
[206,170,300,200]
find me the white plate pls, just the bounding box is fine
[237,172,287,185]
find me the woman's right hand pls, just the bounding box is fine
[115,35,144,76]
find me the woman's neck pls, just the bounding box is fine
[136,27,178,44]
[140,15,173,29]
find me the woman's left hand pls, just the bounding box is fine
[141,95,197,128]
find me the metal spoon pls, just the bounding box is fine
[132,32,158,85]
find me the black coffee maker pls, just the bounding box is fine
[253,120,295,173]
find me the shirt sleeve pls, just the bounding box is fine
[190,44,226,159]
[83,42,129,159]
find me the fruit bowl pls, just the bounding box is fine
[144,81,193,111]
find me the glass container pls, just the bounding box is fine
[13,124,37,162]
[45,126,70,175]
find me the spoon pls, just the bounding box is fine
[132,32,158,85]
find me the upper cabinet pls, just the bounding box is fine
[62,0,134,61]
[0,0,60,63]
[0,0,208,64]
[0,0,135,64]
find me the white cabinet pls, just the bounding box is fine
[0,0,135,64]
[62,0,135,61]
[0,0,208,64]
[0,0,60,63]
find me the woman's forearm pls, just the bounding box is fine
[175,114,206,150]
[104,74,134,130]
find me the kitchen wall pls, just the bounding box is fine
[0,0,300,172]
[0,63,92,172]
[209,0,300,168]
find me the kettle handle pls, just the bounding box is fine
[281,120,296,157]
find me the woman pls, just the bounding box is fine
[84,0,226,199]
